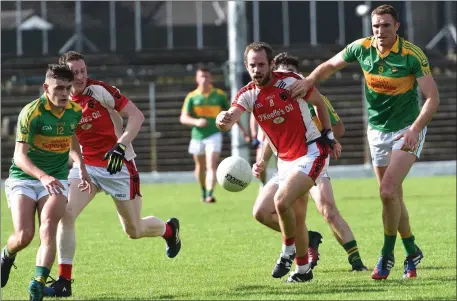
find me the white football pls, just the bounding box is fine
[216,156,252,192]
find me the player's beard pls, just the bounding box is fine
[253,72,271,87]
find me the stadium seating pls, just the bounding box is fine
[1,46,456,178]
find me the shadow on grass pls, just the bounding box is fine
[228,275,457,298]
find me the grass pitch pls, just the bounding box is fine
[1,176,456,300]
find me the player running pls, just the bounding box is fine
[288,5,439,280]
[216,42,336,283]
[44,51,181,297]
[252,52,367,273]
[1,64,90,301]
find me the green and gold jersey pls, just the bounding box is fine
[182,86,229,140]
[9,93,82,180]
[341,35,431,132]
[308,95,340,131]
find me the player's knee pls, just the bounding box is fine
[380,184,397,204]
[274,196,290,214]
[252,206,267,223]
[38,220,58,242]
[15,229,34,247]
[321,204,339,224]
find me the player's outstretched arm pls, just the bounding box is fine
[215,106,244,132]
[289,52,348,99]
[117,101,145,146]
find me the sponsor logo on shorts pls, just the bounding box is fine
[225,174,248,188]
[115,193,127,198]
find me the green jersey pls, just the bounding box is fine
[308,95,340,131]
[9,93,82,180]
[341,36,431,132]
[182,86,229,140]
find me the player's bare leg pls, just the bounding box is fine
[253,181,280,231]
[253,180,324,275]
[205,151,220,203]
[310,178,367,271]
[373,161,421,280]
[285,195,313,282]
[1,196,36,288]
[114,195,181,258]
[272,171,314,279]
[193,154,206,202]
[30,194,67,301]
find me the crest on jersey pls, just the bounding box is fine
[88,98,95,109]
[279,91,288,100]
[20,125,28,135]
[70,120,78,130]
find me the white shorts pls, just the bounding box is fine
[276,142,330,188]
[69,160,141,201]
[367,125,427,167]
[4,178,69,208]
[188,132,222,155]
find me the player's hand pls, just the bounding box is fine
[252,160,266,178]
[250,138,260,149]
[78,166,92,193]
[243,134,251,143]
[394,128,419,151]
[103,143,126,175]
[195,118,207,128]
[39,174,65,195]
[288,78,314,99]
[216,111,233,128]
[332,140,342,160]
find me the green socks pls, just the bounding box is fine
[401,235,417,257]
[343,240,363,267]
[34,266,50,285]
[381,233,397,259]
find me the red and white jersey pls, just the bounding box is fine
[72,78,136,167]
[232,71,321,161]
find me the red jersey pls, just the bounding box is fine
[72,78,136,167]
[232,72,321,161]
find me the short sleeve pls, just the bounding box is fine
[232,87,255,112]
[181,93,194,113]
[99,84,130,111]
[341,39,365,63]
[16,106,36,144]
[322,95,340,125]
[410,47,432,78]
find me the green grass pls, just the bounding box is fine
[1,176,456,300]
